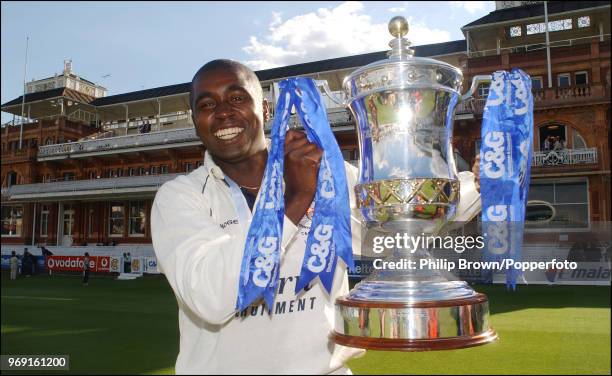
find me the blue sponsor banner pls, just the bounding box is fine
[348,256,375,280]
[1,255,45,271]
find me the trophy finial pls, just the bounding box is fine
[388,16,409,38]
[387,16,413,58]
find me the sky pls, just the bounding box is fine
[1,1,496,123]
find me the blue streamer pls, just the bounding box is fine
[480,69,534,289]
[236,78,354,311]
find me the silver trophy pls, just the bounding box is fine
[320,17,498,351]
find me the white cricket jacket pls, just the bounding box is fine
[151,151,480,374]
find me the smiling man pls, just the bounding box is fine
[151,59,363,374]
[151,59,482,374]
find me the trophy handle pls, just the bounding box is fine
[315,80,347,107]
[460,75,492,102]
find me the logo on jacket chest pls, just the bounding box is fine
[220,218,239,229]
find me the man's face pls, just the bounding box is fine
[191,67,267,163]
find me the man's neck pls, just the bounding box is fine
[213,149,268,188]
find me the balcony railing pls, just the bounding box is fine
[457,83,606,116]
[532,148,598,167]
[553,85,591,100]
[37,107,355,159]
[455,99,486,115]
[468,34,611,58]
[4,174,182,199]
[38,128,199,158]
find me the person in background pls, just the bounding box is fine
[83,252,91,286]
[126,252,132,273]
[10,251,19,280]
[26,250,37,275]
[40,246,54,276]
[22,248,32,277]
[543,136,551,151]
[567,241,586,262]
[123,252,129,273]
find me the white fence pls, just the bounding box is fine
[38,128,199,157]
[532,148,598,167]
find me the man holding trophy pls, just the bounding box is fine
[152,16,532,374]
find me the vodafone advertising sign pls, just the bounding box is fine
[46,256,111,273]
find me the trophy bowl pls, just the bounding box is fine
[325,16,498,351]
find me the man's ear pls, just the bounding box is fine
[262,98,270,123]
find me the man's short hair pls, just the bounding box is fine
[190,59,262,109]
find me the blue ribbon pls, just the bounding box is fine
[479,69,533,289]
[236,77,354,311]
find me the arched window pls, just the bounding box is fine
[45,138,54,145]
[539,123,587,151]
[572,128,587,149]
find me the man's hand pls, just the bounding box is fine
[472,154,480,193]
[284,130,323,225]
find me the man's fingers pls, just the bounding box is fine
[285,129,306,143]
[286,143,323,167]
[285,138,309,156]
[284,131,309,155]
[302,146,323,167]
[286,141,318,158]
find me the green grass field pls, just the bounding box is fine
[1,272,610,375]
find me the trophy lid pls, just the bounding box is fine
[343,16,463,102]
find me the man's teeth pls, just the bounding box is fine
[214,127,244,140]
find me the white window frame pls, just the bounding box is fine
[477,83,490,98]
[40,204,49,237]
[63,206,75,237]
[1,205,23,237]
[109,202,125,237]
[525,178,590,233]
[531,76,544,90]
[574,71,588,86]
[557,73,571,88]
[572,128,587,149]
[128,201,146,237]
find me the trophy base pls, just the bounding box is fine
[332,293,497,351]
